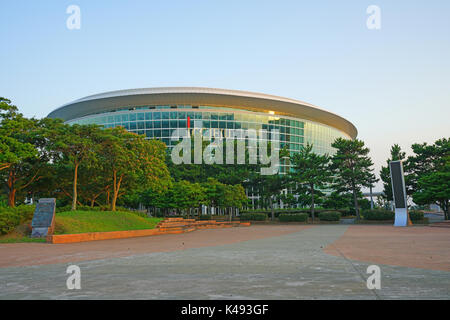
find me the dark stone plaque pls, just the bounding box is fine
[389,161,406,209]
[31,198,56,238]
[389,161,412,227]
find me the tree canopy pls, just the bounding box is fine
[406,138,449,219]
[290,143,332,221]
[379,144,406,201]
[330,138,376,220]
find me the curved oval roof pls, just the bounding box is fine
[47,87,357,139]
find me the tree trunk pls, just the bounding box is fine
[7,169,16,207]
[369,185,374,209]
[445,201,448,220]
[110,170,122,212]
[270,200,275,221]
[352,186,360,220]
[8,189,16,208]
[442,200,449,220]
[310,183,315,222]
[72,162,79,211]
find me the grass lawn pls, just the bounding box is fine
[0,210,163,242]
[54,210,162,235]
[0,237,46,243]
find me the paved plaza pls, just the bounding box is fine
[0,225,449,299]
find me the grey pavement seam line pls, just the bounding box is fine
[327,241,382,300]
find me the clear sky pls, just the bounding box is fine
[1,0,449,191]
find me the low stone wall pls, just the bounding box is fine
[47,218,250,244]
[48,229,162,244]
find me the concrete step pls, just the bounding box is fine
[158,222,193,228]
[156,217,250,232]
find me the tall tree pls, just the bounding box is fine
[216,183,247,220]
[99,127,171,211]
[330,138,376,220]
[170,180,206,216]
[254,174,288,220]
[167,138,260,186]
[229,184,248,220]
[290,143,332,221]
[0,98,36,172]
[139,182,173,216]
[0,99,47,207]
[77,160,111,207]
[406,138,449,219]
[379,144,406,201]
[50,123,102,210]
[323,191,353,210]
[201,177,225,215]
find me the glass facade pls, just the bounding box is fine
[67,105,350,173]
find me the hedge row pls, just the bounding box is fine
[242,208,348,215]
[240,213,267,221]
[278,213,308,222]
[0,205,36,235]
[361,209,425,221]
[409,210,425,221]
[362,210,395,220]
[197,215,213,220]
[318,211,341,221]
[197,215,233,220]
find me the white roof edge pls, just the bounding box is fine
[56,87,327,112]
[48,87,357,139]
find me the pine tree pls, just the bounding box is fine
[379,144,406,201]
[330,138,376,220]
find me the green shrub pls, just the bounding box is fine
[241,208,349,217]
[0,211,21,234]
[362,209,394,220]
[197,215,232,221]
[278,213,308,222]
[240,212,267,221]
[318,211,341,221]
[198,215,212,220]
[409,210,424,221]
[0,205,36,235]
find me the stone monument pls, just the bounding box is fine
[389,161,412,227]
[31,198,56,237]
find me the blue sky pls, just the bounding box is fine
[1,0,449,190]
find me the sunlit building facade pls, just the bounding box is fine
[48,87,357,174]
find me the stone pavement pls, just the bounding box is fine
[0,225,311,267]
[324,225,450,271]
[0,225,448,299]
